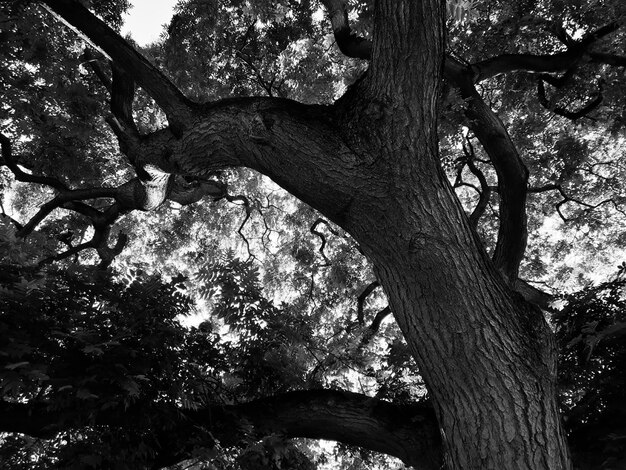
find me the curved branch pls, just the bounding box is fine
[40,0,193,135]
[0,390,442,470]
[446,75,529,282]
[310,218,339,265]
[110,62,138,135]
[16,188,118,238]
[191,390,442,469]
[529,183,616,222]
[463,137,492,230]
[536,79,603,121]
[3,130,174,266]
[471,50,582,83]
[37,203,123,267]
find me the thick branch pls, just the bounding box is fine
[194,390,441,469]
[471,51,581,83]
[40,0,193,134]
[361,306,392,345]
[110,62,139,135]
[0,390,442,470]
[470,22,621,82]
[514,279,554,310]
[446,73,529,282]
[589,52,626,67]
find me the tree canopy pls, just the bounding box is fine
[1,0,626,469]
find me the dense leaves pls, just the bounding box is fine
[555,275,626,469]
[0,264,226,468]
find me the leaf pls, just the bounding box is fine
[27,369,49,381]
[82,345,104,355]
[119,377,140,396]
[76,388,99,400]
[5,361,29,370]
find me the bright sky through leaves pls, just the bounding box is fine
[120,0,177,46]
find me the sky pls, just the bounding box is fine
[120,0,178,46]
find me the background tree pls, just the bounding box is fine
[1,0,625,469]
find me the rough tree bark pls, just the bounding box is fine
[21,0,592,468]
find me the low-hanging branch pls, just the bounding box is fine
[0,389,442,470]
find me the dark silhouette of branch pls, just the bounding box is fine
[529,183,616,222]
[461,137,492,230]
[310,218,339,265]
[357,280,381,325]
[444,70,529,283]
[80,49,112,89]
[538,67,578,88]
[168,178,226,206]
[536,79,603,121]
[81,49,142,162]
[223,192,255,261]
[110,62,138,134]
[589,52,626,67]
[361,306,392,345]
[470,22,621,82]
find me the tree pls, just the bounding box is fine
[1,0,625,469]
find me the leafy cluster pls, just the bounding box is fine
[555,277,626,468]
[0,266,225,468]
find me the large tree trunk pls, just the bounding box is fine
[345,152,571,468]
[333,2,571,467]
